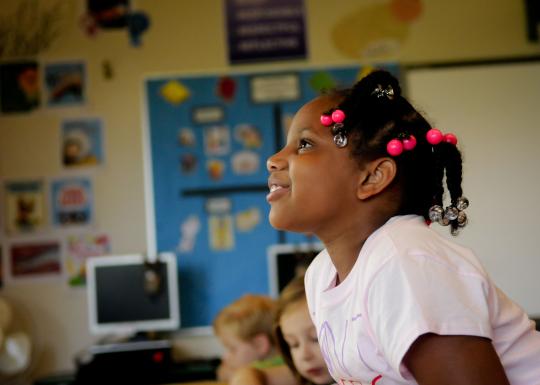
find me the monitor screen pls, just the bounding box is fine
[267,243,323,298]
[86,253,180,335]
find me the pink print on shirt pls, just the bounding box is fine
[338,375,382,385]
[318,318,383,384]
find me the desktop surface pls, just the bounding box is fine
[35,357,220,385]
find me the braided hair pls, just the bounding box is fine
[330,70,467,235]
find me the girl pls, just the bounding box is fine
[266,70,540,385]
[230,275,334,385]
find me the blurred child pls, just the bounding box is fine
[231,276,333,385]
[213,294,283,382]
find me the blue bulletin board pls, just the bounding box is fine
[144,64,400,330]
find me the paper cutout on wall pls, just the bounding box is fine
[308,72,337,93]
[204,125,231,156]
[234,124,262,148]
[390,0,423,22]
[332,0,423,59]
[180,153,198,174]
[160,80,190,105]
[207,159,226,181]
[232,151,259,175]
[178,127,196,147]
[236,207,261,232]
[177,215,201,253]
[209,215,234,251]
[216,76,237,102]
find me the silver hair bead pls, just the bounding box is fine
[457,211,468,227]
[438,217,450,226]
[371,84,395,100]
[456,196,469,211]
[334,133,348,147]
[444,206,459,221]
[332,123,344,135]
[428,205,444,222]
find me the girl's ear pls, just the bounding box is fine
[356,157,397,200]
[251,333,272,358]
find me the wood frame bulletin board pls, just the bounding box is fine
[142,64,401,332]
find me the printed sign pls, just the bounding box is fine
[225,0,307,63]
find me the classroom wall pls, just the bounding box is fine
[0,0,538,378]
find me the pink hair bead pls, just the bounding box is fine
[387,139,403,156]
[444,133,458,145]
[331,109,345,123]
[320,114,333,126]
[321,114,333,127]
[403,135,417,151]
[426,128,443,145]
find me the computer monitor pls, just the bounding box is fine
[86,253,180,335]
[267,243,323,298]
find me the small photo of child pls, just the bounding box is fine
[44,61,86,107]
[61,118,104,168]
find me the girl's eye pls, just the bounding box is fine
[298,139,313,151]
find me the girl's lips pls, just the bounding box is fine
[266,184,290,203]
[305,367,324,378]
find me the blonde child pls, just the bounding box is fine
[266,70,540,385]
[213,294,283,382]
[231,275,333,385]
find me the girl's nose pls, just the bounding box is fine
[298,343,314,361]
[266,150,287,171]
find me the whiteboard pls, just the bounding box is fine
[405,62,540,316]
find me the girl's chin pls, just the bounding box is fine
[306,375,333,385]
[269,211,310,233]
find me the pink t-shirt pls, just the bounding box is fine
[305,215,540,385]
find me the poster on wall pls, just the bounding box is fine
[44,61,86,107]
[65,233,111,287]
[50,177,94,227]
[61,118,104,168]
[3,180,47,235]
[8,240,62,280]
[0,60,40,114]
[224,0,307,64]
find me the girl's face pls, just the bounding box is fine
[280,300,333,385]
[266,96,363,237]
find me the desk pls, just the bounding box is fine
[170,382,225,385]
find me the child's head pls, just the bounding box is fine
[213,294,276,370]
[267,69,468,237]
[275,276,333,385]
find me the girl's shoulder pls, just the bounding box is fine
[366,215,488,279]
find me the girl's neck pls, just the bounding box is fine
[321,213,392,284]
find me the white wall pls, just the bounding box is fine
[406,62,540,315]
